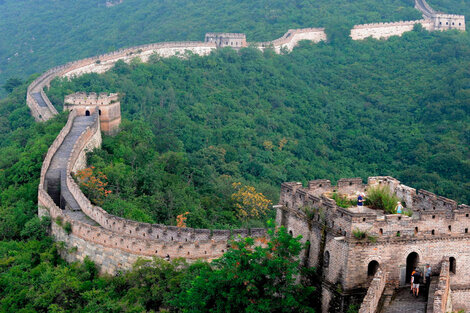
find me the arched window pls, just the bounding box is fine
[99,109,102,116]
[85,110,90,116]
[449,257,456,274]
[368,260,380,277]
[324,251,330,268]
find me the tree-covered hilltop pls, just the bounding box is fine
[0,0,433,97]
[45,29,470,229]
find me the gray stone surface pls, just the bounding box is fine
[45,116,94,208]
[383,288,427,313]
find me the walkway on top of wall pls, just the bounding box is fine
[415,0,436,18]
[383,288,427,313]
[45,116,95,211]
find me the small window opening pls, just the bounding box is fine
[432,215,436,219]
[99,109,102,116]
[379,228,383,235]
[432,230,435,235]
[363,218,366,222]
[415,227,418,235]
[289,230,293,236]
[396,231,401,237]
[324,251,330,268]
[85,110,90,116]
[449,257,456,274]
[465,228,468,234]
[448,225,452,232]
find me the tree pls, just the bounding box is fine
[177,223,316,312]
[2,78,22,93]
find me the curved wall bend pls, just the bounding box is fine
[30,0,465,275]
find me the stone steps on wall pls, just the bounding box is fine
[45,116,95,208]
[382,287,427,313]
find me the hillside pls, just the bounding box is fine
[46,29,470,228]
[0,0,426,97]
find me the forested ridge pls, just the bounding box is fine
[0,0,469,311]
[4,0,468,97]
[45,29,470,228]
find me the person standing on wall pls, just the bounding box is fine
[425,264,432,295]
[357,192,365,207]
[412,268,422,297]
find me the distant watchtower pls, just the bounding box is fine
[64,92,121,135]
[204,33,247,48]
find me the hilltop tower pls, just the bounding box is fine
[64,92,121,135]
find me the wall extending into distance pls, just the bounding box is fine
[26,0,468,309]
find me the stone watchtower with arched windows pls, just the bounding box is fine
[64,92,121,135]
[277,176,470,312]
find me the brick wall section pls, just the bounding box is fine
[358,269,387,313]
[350,20,434,40]
[38,109,267,273]
[256,28,326,53]
[433,260,452,313]
[450,288,470,312]
[278,177,470,311]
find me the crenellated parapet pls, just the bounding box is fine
[351,0,465,40]
[38,103,266,274]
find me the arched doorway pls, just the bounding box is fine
[449,257,456,274]
[406,252,419,283]
[85,110,90,116]
[368,260,380,277]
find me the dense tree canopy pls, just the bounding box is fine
[6,0,470,97]
[45,28,470,228]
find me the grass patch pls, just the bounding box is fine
[365,186,400,214]
[331,193,357,208]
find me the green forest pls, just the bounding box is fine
[4,0,468,97]
[45,28,470,229]
[0,0,469,311]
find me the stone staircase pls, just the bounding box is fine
[382,287,427,313]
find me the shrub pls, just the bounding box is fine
[365,186,400,214]
[55,216,63,226]
[331,193,356,208]
[20,216,50,240]
[404,210,413,217]
[64,222,72,235]
[353,228,367,240]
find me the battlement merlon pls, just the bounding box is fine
[277,176,469,241]
[64,92,119,106]
[204,33,247,48]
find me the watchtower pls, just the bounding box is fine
[64,92,121,135]
[204,33,247,48]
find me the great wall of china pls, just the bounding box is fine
[27,0,468,312]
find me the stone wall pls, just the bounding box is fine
[350,20,434,40]
[256,28,326,53]
[37,107,267,274]
[358,269,387,313]
[451,288,470,312]
[433,260,452,313]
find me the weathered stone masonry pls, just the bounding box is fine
[28,0,468,310]
[277,176,470,312]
